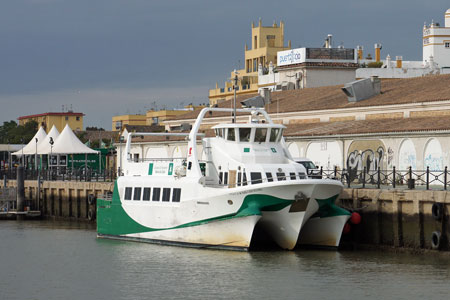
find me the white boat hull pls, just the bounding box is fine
[298,214,350,248]
[99,214,261,251]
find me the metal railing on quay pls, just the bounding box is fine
[0,167,116,182]
[319,166,450,190]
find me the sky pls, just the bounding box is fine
[0,0,449,129]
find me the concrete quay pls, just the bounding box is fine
[1,180,113,221]
[338,188,449,251]
[1,179,449,251]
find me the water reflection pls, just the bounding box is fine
[1,221,450,300]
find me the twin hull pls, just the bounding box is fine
[97,177,344,251]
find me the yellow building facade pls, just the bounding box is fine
[209,19,291,105]
[112,114,147,131]
[18,112,84,133]
[112,105,206,131]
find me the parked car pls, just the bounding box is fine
[293,157,322,179]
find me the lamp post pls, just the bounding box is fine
[232,69,239,123]
[20,138,24,167]
[35,138,38,171]
[49,137,54,178]
[119,135,124,177]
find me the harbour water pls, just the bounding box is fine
[1,221,449,300]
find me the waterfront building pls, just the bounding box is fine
[18,111,84,133]
[146,105,205,126]
[133,74,450,174]
[208,19,291,106]
[258,44,359,92]
[112,114,146,131]
[356,8,450,78]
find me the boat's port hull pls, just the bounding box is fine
[98,214,261,251]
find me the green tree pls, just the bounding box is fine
[0,120,38,144]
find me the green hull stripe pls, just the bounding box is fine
[315,194,351,218]
[97,182,294,236]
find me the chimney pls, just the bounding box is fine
[357,45,363,60]
[396,56,403,68]
[374,43,382,62]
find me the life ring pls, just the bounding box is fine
[88,209,95,221]
[431,203,443,221]
[431,231,441,250]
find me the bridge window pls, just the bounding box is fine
[227,128,236,141]
[239,128,251,142]
[270,128,280,143]
[133,187,142,201]
[124,187,132,200]
[152,188,161,201]
[255,128,267,143]
[143,188,151,201]
[250,172,262,184]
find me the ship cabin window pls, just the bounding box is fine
[124,187,132,200]
[133,187,142,200]
[239,128,252,142]
[172,188,181,202]
[290,172,296,180]
[254,128,267,143]
[143,188,151,201]
[152,188,161,201]
[237,172,242,186]
[266,172,273,182]
[162,188,171,202]
[298,172,307,179]
[226,128,236,141]
[216,128,224,138]
[242,172,248,186]
[134,153,139,162]
[277,172,286,181]
[250,172,262,184]
[219,172,223,184]
[269,128,283,143]
[224,172,229,184]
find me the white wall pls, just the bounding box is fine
[305,141,343,169]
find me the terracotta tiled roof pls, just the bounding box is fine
[284,115,450,137]
[83,131,119,141]
[18,112,84,120]
[123,124,165,133]
[175,74,450,121]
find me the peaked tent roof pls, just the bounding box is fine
[50,124,98,154]
[36,125,60,155]
[12,127,47,156]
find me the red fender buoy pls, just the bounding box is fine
[343,223,351,234]
[350,212,361,225]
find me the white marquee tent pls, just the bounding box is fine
[12,127,47,156]
[36,125,60,155]
[51,124,98,154]
[51,124,100,172]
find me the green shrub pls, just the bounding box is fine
[367,61,383,68]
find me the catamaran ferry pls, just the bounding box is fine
[97,107,349,250]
